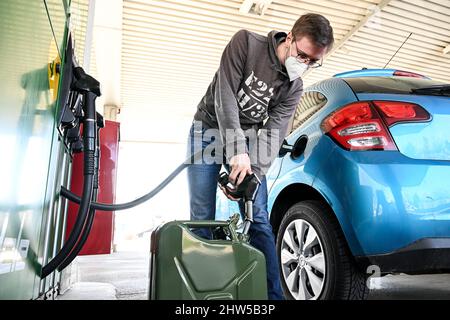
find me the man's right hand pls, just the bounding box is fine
[229,153,252,186]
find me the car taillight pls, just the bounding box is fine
[321,101,430,151]
[372,101,431,127]
[393,70,427,78]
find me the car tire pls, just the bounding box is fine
[276,200,369,300]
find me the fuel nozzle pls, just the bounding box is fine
[218,172,261,237]
[218,172,261,202]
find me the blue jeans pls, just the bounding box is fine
[186,123,284,300]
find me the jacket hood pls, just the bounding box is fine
[267,30,288,77]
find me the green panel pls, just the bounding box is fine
[36,136,66,297]
[44,0,68,58]
[0,0,67,299]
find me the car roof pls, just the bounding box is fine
[333,69,431,80]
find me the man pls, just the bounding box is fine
[187,13,334,300]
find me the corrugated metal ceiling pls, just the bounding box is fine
[119,0,450,143]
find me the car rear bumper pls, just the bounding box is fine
[355,238,450,274]
[313,137,450,256]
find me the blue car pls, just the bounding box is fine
[217,69,450,300]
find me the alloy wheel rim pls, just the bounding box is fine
[280,218,326,300]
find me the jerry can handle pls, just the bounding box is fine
[181,220,239,241]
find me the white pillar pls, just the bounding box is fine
[92,0,122,119]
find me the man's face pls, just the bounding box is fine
[284,33,328,67]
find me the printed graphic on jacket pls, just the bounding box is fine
[237,71,274,120]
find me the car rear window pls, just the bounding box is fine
[343,77,445,94]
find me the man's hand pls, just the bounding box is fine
[218,153,252,201]
[229,153,252,186]
[218,184,240,201]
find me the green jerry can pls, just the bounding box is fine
[149,216,268,300]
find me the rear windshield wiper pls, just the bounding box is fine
[411,84,450,97]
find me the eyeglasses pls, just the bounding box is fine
[292,39,323,69]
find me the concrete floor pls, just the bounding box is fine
[62,251,150,300]
[58,250,450,300]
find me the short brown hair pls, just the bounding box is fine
[292,13,334,50]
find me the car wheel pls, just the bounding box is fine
[276,200,369,300]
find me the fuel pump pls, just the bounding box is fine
[40,34,102,278]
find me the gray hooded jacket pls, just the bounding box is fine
[193,29,303,177]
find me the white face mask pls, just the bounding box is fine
[285,41,309,81]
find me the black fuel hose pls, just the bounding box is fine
[59,152,197,211]
[57,189,98,272]
[41,91,98,279]
[41,169,93,278]
[57,121,102,272]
